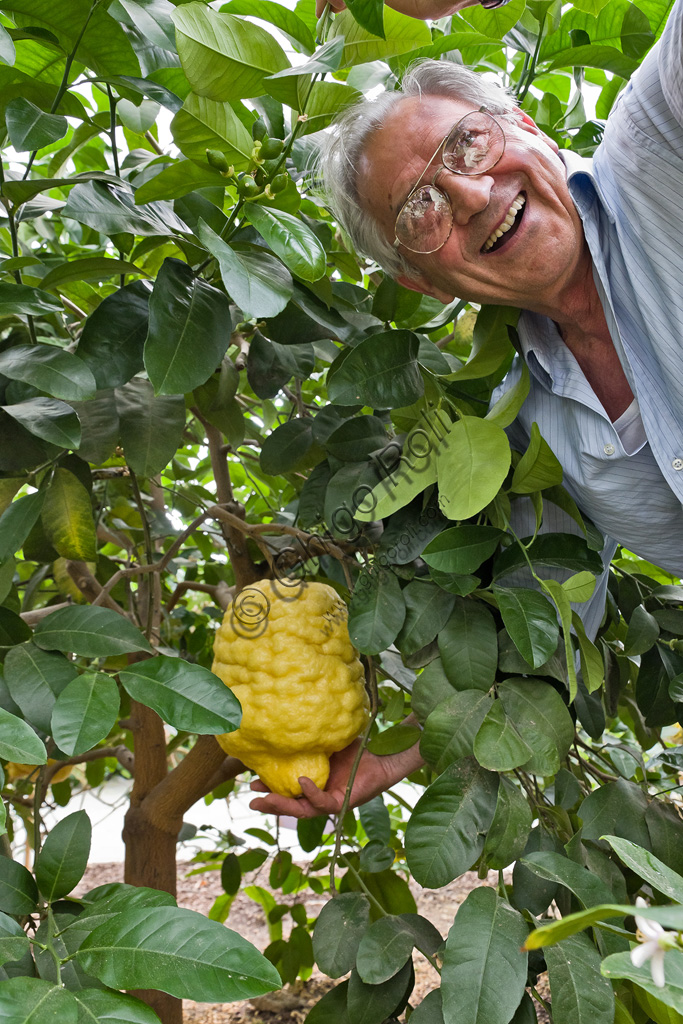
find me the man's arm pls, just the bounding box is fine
[249,731,425,818]
[316,0,480,20]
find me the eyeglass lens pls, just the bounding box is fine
[395,111,505,254]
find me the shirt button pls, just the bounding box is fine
[673,458,683,471]
[604,443,615,456]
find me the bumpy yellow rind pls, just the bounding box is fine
[212,580,369,797]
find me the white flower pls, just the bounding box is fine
[631,897,680,988]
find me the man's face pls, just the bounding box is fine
[357,95,587,311]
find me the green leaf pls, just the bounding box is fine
[0,490,45,564]
[2,397,81,450]
[135,159,224,204]
[545,44,639,77]
[267,36,345,79]
[621,3,655,57]
[438,598,497,691]
[329,7,430,66]
[359,796,391,844]
[33,605,153,658]
[542,578,579,702]
[437,417,511,521]
[62,181,187,238]
[483,776,533,871]
[562,570,596,603]
[40,257,146,292]
[494,533,603,579]
[356,914,442,985]
[35,810,91,901]
[72,988,163,1024]
[0,607,30,649]
[510,422,564,493]
[172,3,289,100]
[346,0,385,38]
[0,978,79,1024]
[367,724,421,755]
[422,526,504,575]
[327,331,424,409]
[624,604,660,656]
[493,586,559,669]
[602,949,683,1013]
[521,851,617,912]
[305,981,350,1023]
[442,887,528,1024]
[421,690,493,772]
[0,707,47,764]
[474,699,534,772]
[347,568,406,655]
[118,656,242,733]
[0,24,16,66]
[260,419,314,475]
[5,97,67,151]
[0,344,96,402]
[405,758,499,888]
[447,305,517,381]
[499,678,575,776]
[76,906,281,1000]
[0,858,39,915]
[395,579,455,656]
[197,219,292,318]
[524,902,683,950]
[171,93,252,169]
[51,673,120,757]
[346,960,413,1024]
[116,378,186,477]
[76,281,149,389]
[0,912,29,968]
[246,205,326,283]
[546,932,615,1024]
[579,779,651,850]
[313,893,370,979]
[486,363,531,428]
[144,258,233,395]
[42,468,96,562]
[572,611,604,694]
[601,835,683,903]
[1,171,122,205]
[221,0,315,53]
[4,642,76,734]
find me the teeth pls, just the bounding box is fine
[483,194,525,253]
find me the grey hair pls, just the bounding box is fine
[316,60,516,279]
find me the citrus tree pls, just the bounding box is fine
[1,0,683,1023]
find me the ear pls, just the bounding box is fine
[510,106,560,154]
[397,272,454,305]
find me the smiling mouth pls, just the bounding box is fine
[481,193,526,254]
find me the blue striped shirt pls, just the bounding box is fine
[502,0,683,636]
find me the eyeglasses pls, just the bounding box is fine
[393,109,507,255]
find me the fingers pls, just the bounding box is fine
[248,776,340,819]
[316,0,346,15]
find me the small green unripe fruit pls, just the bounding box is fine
[270,173,289,194]
[260,138,284,159]
[237,175,261,198]
[252,119,268,142]
[206,148,230,174]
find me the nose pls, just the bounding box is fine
[438,169,494,224]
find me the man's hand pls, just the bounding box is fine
[249,737,425,819]
[315,0,480,18]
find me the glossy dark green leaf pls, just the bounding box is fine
[579,778,651,850]
[408,990,444,1023]
[442,887,528,1024]
[0,706,47,764]
[395,579,455,656]
[494,533,603,579]
[620,2,654,57]
[359,796,391,844]
[0,912,29,968]
[348,568,406,655]
[35,810,91,901]
[171,93,252,168]
[624,603,660,656]
[260,419,314,475]
[304,981,350,1023]
[2,397,81,450]
[72,988,163,1024]
[347,959,413,1024]
[198,221,293,319]
[325,416,388,462]
[521,851,616,911]
[474,699,534,772]
[493,586,560,668]
[545,44,638,77]
[51,672,120,757]
[77,281,149,389]
[510,421,564,493]
[313,893,370,978]
[327,331,424,408]
[0,858,39,915]
[367,723,421,755]
[499,678,574,776]
[602,835,683,903]
[5,97,67,151]
[0,608,31,649]
[483,775,533,871]
[116,378,186,477]
[438,598,497,691]
[0,344,95,402]
[359,840,395,872]
[144,258,232,395]
[62,181,187,238]
[356,914,442,985]
[0,283,62,318]
[40,257,145,291]
[4,642,76,734]
[0,490,45,564]
[118,656,242,733]
[546,932,615,1024]
[422,526,504,575]
[405,758,499,887]
[77,905,281,999]
[421,690,493,772]
[33,605,153,657]
[247,205,326,282]
[0,977,79,1024]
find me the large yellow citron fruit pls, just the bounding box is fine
[6,760,72,784]
[212,579,370,798]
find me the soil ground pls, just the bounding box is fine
[77,861,551,1024]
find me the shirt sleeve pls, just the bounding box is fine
[657,0,683,125]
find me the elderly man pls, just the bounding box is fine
[251,0,683,818]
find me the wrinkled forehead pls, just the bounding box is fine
[356,94,475,227]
